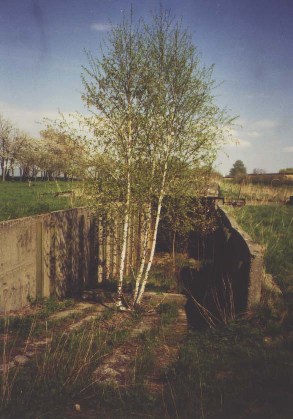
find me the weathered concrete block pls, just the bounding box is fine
[218,206,264,310]
[0,208,97,313]
[0,217,39,312]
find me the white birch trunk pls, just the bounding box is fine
[116,168,130,307]
[132,201,152,302]
[135,160,168,305]
[117,118,132,308]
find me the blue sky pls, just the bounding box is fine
[0,0,292,174]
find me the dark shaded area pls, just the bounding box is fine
[183,217,250,328]
[156,197,217,254]
[157,203,251,329]
[49,209,97,298]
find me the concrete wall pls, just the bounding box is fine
[183,204,264,324]
[1,201,263,314]
[0,208,97,313]
[218,206,264,310]
[0,206,146,313]
[0,216,40,313]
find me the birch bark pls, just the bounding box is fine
[135,157,168,305]
[117,118,132,308]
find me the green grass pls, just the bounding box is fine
[229,205,293,295]
[0,297,76,335]
[226,205,293,354]
[0,180,85,221]
[158,202,293,419]
[0,299,181,419]
[0,303,138,418]
[0,298,77,358]
[1,294,292,418]
[167,321,293,419]
[91,319,291,419]
[0,322,133,418]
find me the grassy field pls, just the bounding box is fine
[220,179,293,204]
[0,180,85,222]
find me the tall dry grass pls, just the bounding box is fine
[220,180,293,204]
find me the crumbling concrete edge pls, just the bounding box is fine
[217,205,264,310]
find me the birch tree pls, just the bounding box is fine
[132,12,230,305]
[0,115,15,181]
[81,10,231,308]
[0,115,36,180]
[82,14,151,307]
[39,127,85,180]
[12,133,38,179]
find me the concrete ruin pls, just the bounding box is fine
[0,204,264,314]
[0,208,96,312]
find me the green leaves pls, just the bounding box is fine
[80,8,232,304]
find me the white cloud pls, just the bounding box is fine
[0,101,88,137]
[0,101,60,136]
[282,146,293,152]
[252,119,280,129]
[247,130,261,138]
[226,137,251,148]
[91,23,112,32]
[235,139,252,148]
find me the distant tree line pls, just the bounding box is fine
[227,160,293,184]
[279,168,293,174]
[0,114,87,181]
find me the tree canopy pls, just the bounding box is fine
[229,160,247,179]
[81,9,231,307]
